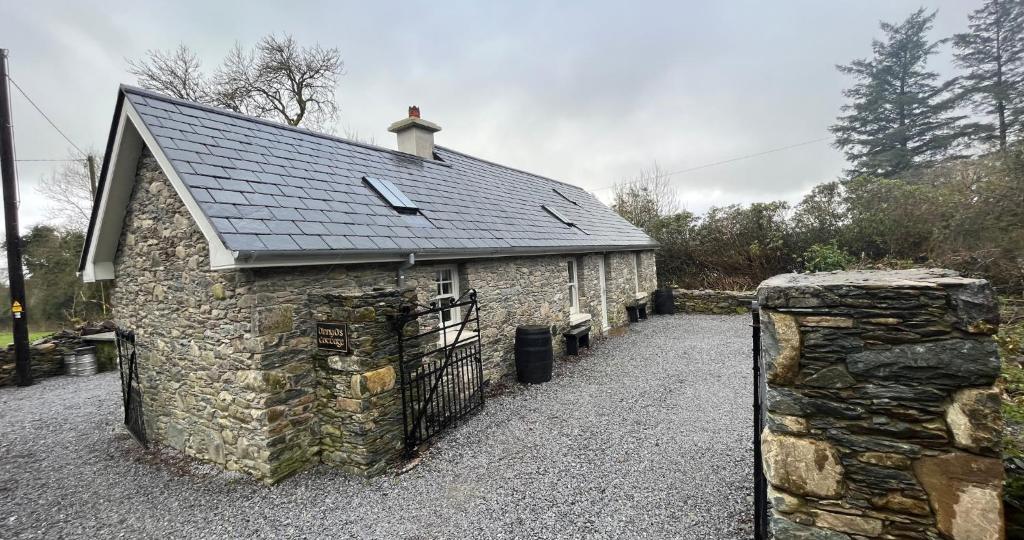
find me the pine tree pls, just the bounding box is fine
[831,9,970,177]
[953,0,1024,150]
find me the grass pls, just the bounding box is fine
[0,331,54,346]
[999,299,1024,534]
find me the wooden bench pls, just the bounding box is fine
[562,324,591,356]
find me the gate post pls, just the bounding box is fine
[311,289,410,476]
[751,301,768,540]
[756,269,1003,539]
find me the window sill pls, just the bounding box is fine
[569,313,592,326]
[438,329,478,347]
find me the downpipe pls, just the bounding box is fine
[397,253,416,288]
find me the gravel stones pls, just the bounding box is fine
[0,314,753,539]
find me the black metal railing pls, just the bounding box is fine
[751,301,768,539]
[115,328,147,447]
[394,289,485,453]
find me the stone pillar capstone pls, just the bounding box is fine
[757,269,1004,539]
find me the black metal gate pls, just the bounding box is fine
[115,328,147,446]
[394,289,485,453]
[751,302,768,539]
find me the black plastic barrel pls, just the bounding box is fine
[653,289,676,315]
[515,325,553,384]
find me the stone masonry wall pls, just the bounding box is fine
[110,147,658,483]
[757,269,1004,539]
[673,289,755,315]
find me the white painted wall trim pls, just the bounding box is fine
[124,102,236,270]
[83,102,238,281]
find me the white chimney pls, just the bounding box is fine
[388,105,441,160]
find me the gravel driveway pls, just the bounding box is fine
[0,314,754,539]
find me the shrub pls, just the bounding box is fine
[801,243,855,273]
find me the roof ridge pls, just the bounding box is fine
[434,145,591,193]
[119,84,446,166]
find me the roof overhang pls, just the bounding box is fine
[79,91,235,282]
[229,243,658,270]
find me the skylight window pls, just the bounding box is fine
[553,187,580,206]
[542,205,574,226]
[363,176,419,213]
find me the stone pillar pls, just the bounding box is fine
[757,269,1004,540]
[310,289,410,476]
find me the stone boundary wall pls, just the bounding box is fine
[0,328,115,387]
[757,269,1004,539]
[672,289,755,315]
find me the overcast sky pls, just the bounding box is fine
[0,0,984,232]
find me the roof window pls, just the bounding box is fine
[553,187,580,206]
[363,176,419,214]
[542,205,574,226]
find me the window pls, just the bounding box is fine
[553,187,580,206]
[567,259,580,314]
[633,252,642,293]
[363,176,419,213]
[433,265,460,327]
[542,204,574,226]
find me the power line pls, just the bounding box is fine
[5,74,86,157]
[590,136,831,192]
[15,158,84,163]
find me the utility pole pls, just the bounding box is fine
[86,154,97,197]
[0,49,31,386]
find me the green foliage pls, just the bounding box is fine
[953,0,1024,149]
[647,202,795,290]
[13,225,106,326]
[651,146,1024,293]
[831,8,972,177]
[801,243,855,273]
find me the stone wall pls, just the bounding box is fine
[0,331,80,386]
[109,147,658,483]
[311,289,409,476]
[757,269,1004,539]
[673,289,755,314]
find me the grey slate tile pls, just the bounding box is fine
[236,206,275,220]
[222,234,265,250]
[210,190,248,205]
[267,221,302,234]
[348,236,377,250]
[201,203,242,218]
[200,154,234,168]
[269,207,304,221]
[291,235,330,250]
[296,221,330,235]
[191,163,229,177]
[230,219,272,234]
[370,237,400,250]
[261,235,301,250]
[126,87,655,257]
[323,235,355,250]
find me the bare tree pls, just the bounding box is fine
[612,163,680,231]
[126,34,344,130]
[37,151,98,231]
[127,45,210,102]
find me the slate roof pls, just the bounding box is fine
[119,86,655,257]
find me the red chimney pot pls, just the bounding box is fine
[408,106,420,118]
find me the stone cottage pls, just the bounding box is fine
[79,86,658,483]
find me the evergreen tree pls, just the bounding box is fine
[831,9,970,177]
[953,0,1024,150]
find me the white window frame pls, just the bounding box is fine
[633,252,642,293]
[568,259,580,315]
[432,265,461,328]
